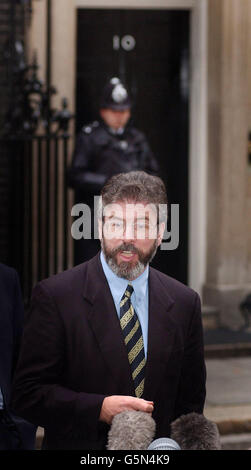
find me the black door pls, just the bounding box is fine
[76,8,190,284]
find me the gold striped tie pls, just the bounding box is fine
[119,284,146,398]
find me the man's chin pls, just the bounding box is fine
[107,256,146,280]
[101,238,158,280]
[116,263,146,281]
[117,260,139,272]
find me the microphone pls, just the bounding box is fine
[107,410,221,450]
[148,437,181,450]
[107,410,156,450]
[171,412,221,450]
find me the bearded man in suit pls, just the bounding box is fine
[11,171,206,450]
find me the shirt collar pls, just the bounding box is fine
[108,126,125,135]
[100,251,149,302]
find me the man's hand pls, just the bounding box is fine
[99,395,154,425]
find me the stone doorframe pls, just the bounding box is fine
[28,0,208,295]
[75,0,208,296]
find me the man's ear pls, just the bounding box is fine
[157,222,165,247]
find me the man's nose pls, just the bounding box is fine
[122,223,135,241]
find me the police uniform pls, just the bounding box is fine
[68,120,159,194]
[68,78,159,264]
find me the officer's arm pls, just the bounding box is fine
[68,132,106,192]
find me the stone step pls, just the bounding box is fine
[205,404,251,426]
[220,433,251,450]
[205,342,251,358]
[205,404,251,450]
[202,305,220,330]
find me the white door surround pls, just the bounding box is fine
[75,0,208,295]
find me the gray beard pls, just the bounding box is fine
[106,257,146,281]
[101,239,158,280]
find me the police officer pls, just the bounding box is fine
[68,77,159,264]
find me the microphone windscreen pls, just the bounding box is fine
[107,410,156,450]
[171,412,221,450]
[148,437,181,450]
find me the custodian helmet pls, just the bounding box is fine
[100,77,131,110]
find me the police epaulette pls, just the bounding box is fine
[82,121,99,134]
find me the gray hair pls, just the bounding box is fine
[98,171,168,223]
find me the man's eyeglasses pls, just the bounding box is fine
[102,218,159,239]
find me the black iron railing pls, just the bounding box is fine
[0,0,75,304]
[0,133,73,304]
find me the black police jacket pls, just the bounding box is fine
[68,120,159,195]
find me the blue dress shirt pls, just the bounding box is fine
[100,251,149,358]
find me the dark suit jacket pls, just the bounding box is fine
[11,253,206,450]
[0,263,36,449]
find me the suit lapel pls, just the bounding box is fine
[82,255,178,400]
[143,268,177,401]
[82,254,135,395]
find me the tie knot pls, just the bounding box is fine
[125,284,134,298]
